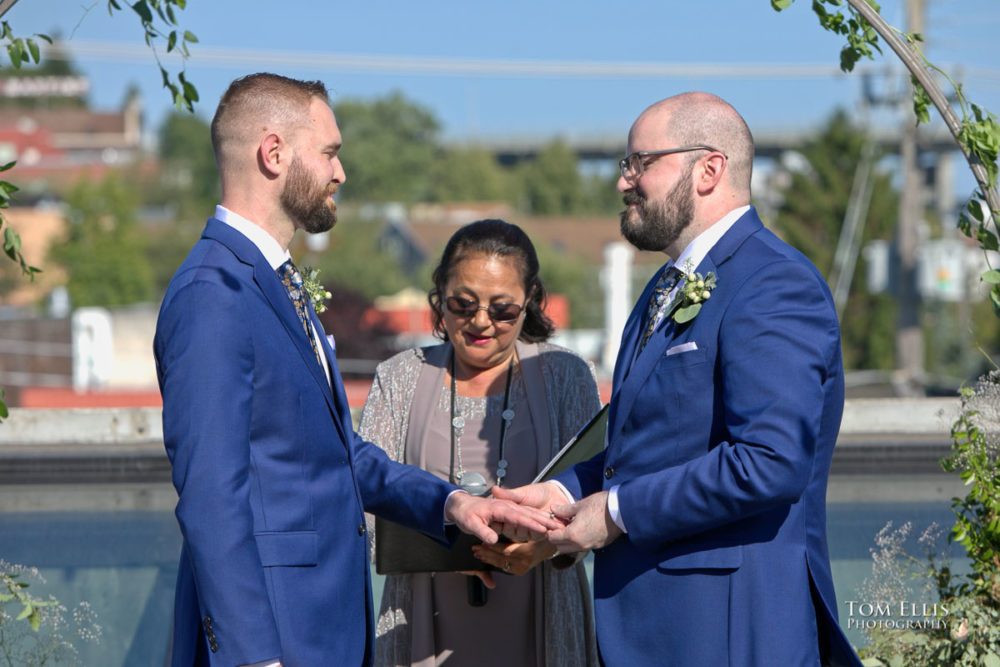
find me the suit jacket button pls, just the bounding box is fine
[604,466,614,479]
[358,523,365,536]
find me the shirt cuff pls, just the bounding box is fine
[242,661,280,667]
[444,488,467,524]
[544,480,575,504]
[607,484,627,533]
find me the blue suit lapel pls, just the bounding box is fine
[202,220,347,441]
[311,310,354,448]
[607,208,765,449]
[606,265,664,446]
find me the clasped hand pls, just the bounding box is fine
[444,491,562,545]
[492,483,623,554]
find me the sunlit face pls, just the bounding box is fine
[280,97,345,234]
[442,253,528,376]
[616,112,696,252]
[619,159,695,252]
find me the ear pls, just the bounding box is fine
[694,152,727,195]
[259,133,284,177]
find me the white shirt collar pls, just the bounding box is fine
[215,205,291,271]
[670,205,751,275]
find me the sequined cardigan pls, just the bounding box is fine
[360,341,601,667]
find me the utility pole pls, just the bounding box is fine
[893,0,926,397]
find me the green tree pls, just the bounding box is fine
[427,146,513,204]
[534,240,602,329]
[142,109,218,292]
[300,219,412,302]
[157,109,218,211]
[519,139,584,215]
[333,92,439,203]
[771,109,898,371]
[48,173,154,307]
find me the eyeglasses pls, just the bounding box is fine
[618,145,725,180]
[445,295,526,323]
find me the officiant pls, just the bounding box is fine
[359,219,600,667]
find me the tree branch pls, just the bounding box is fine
[845,0,999,215]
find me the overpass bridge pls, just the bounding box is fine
[455,124,961,165]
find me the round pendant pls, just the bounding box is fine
[502,409,515,422]
[458,471,489,496]
[497,459,508,470]
[496,468,506,480]
[452,415,465,429]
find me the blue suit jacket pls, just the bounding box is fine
[555,208,861,666]
[154,220,457,666]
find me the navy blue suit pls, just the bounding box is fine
[555,208,861,666]
[154,220,456,666]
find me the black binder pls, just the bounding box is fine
[374,404,609,575]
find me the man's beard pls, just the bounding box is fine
[281,155,338,234]
[619,163,694,252]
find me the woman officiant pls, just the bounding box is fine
[359,219,600,667]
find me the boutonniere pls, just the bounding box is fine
[671,261,717,324]
[300,266,332,314]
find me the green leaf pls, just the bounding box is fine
[132,0,153,24]
[983,654,1000,667]
[26,38,40,63]
[673,303,701,323]
[29,608,41,631]
[968,199,985,222]
[15,602,32,621]
[983,269,1000,285]
[4,226,20,253]
[771,0,794,9]
[183,30,198,43]
[167,30,177,52]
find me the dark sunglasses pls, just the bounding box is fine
[444,295,526,323]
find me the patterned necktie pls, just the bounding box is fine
[638,266,684,352]
[277,259,323,367]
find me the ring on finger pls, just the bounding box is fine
[503,560,511,573]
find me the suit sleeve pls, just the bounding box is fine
[616,259,841,551]
[156,278,282,662]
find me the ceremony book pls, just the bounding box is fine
[375,404,609,575]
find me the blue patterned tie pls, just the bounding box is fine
[639,266,684,352]
[277,260,323,367]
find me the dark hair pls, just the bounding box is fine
[429,219,555,343]
[211,73,329,160]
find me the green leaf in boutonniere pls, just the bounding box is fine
[300,265,332,314]
[671,268,717,324]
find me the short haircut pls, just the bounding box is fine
[210,73,329,168]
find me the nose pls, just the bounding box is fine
[470,307,492,328]
[616,173,632,193]
[332,156,346,185]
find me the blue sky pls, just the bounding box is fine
[6,0,999,190]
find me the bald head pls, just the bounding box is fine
[640,92,754,200]
[211,73,330,177]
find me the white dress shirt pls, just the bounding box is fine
[548,206,751,534]
[215,206,331,385]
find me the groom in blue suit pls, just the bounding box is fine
[497,93,862,666]
[154,73,554,667]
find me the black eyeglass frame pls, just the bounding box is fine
[618,145,726,180]
[444,295,528,323]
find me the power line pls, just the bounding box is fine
[46,40,998,81]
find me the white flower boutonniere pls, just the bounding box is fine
[671,262,717,324]
[300,266,332,314]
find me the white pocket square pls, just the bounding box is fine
[666,341,698,356]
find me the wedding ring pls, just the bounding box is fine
[549,512,556,520]
[503,560,511,572]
